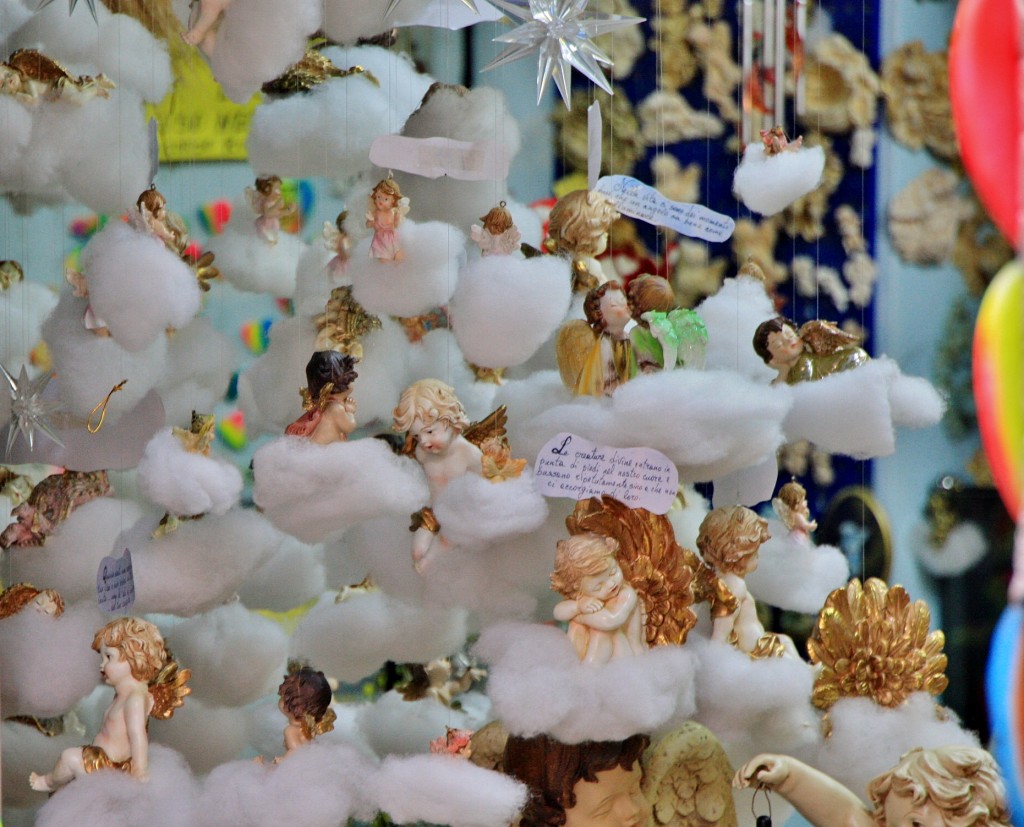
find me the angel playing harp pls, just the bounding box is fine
[753,316,869,385]
[29,617,189,791]
[393,379,524,571]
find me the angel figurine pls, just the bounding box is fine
[0,582,65,619]
[550,532,647,664]
[470,201,521,256]
[366,175,409,263]
[556,281,637,397]
[697,506,797,658]
[545,189,620,293]
[627,275,708,372]
[264,663,336,763]
[772,480,818,541]
[1,470,111,549]
[285,351,359,445]
[430,727,474,758]
[245,175,297,246]
[130,186,186,254]
[322,210,352,279]
[393,379,522,571]
[734,746,1009,827]
[759,125,804,156]
[29,617,190,791]
[753,317,869,385]
[182,0,232,56]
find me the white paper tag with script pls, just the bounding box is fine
[369,136,510,181]
[533,433,679,514]
[595,175,735,242]
[96,548,135,613]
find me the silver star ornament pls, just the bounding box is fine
[482,0,644,107]
[37,0,99,23]
[1,362,64,457]
[386,0,480,17]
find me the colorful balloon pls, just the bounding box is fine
[973,260,1024,516]
[949,0,1021,246]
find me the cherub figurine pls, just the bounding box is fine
[697,506,796,658]
[0,582,65,619]
[312,286,382,357]
[182,0,232,56]
[266,663,336,762]
[470,201,521,256]
[245,175,297,246]
[29,617,190,791]
[130,186,186,254]
[753,317,869,385]
[285,351,359,445]
[430,727,474,759]
[772,480,818,541]
[734,746,1010,827]
[545,189,620,293]
[759,125,804,156]
[0,259,23,290]
[1,470,111,549]
[627,275,708,372]
[557,282,637,397]
[550,532,647,664]
[366,175,410,263]
[503,733,652,827]
[322,210,352,279]
[393,379,482,569]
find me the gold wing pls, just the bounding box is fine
[8,49,71,83]
[149,656,191,721]
[641,722,738,827]
[556,319,597,391]
[798,319,863,355]
[462,405,509,448]
[682,547,738,619]
[566,497,697,647]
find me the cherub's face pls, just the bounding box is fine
[579,557,623,602]
[599,290,632,336]
[766,326,803,366]
[412,418,456,455]
[99,645,132,686]
[31,593,59,617]
[882,791,945,827]
[374,190,396,210]
[564,761,650,827]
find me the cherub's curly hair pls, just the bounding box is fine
[392,379,468,433]
[278,665,333,723]
[305,351,358,400]
[582,282,629,333]
[503,733,649,827]
[480,201,514,234]
[868,747,1010,827]
[92,617,167,682]
[550,533,619,598]
[255,174,282,195]
[546,190,618,258]
[752,316,798,364]
[370,176,403,203]
[0,583,64,618]
[696,506,770,575]
[777,481,808,511]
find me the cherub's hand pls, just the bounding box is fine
[733,754,789,790]
[579,596,604,614]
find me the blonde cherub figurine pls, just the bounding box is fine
[0,582,65,619]
[322,210,352,279]
[697,506,797,658]
[245,175,297,246]
[772,480,818,541]
[545,189,620,292]
[470,201,521,257]
[550,532,647,664]
[366,175,410,263]
[734,746,1010,827]
[29,617,189,791]
[393,379,482,570]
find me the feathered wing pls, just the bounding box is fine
[798,319,863,355]
[149,655,191,721]
[462,406,509,447]
[556,319,597,391]
[641,722,738,827]
[566,497,697,647]
[772,496,796,532]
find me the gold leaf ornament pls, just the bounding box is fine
[808,578,948,711]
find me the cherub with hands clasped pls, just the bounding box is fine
[733,746,1010,827]
[551,532,647,664]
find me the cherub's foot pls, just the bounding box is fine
[393,251,405,263]
[181,28,205,46]
[29,772,56,792]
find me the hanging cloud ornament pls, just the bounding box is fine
[482,0,645,107]
[1,363,63,456]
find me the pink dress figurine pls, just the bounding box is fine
[366,176,410,263]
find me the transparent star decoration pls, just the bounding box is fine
[37,0,98,23]
[483,0,644,108]
[386,0,480,17]
[1,363,64,456]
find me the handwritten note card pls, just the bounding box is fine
[96,548,135,613]
[595,175,735,242]
[533,433,679,514]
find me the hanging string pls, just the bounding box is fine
[87,380,128,433]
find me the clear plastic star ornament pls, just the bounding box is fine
[36,0,98,23]
[1,362,64,456]
[482,0,644,107]
[386,0,480,17]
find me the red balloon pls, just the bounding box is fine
[949,0,1021,246]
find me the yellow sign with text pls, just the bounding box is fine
[147,56,261,163]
